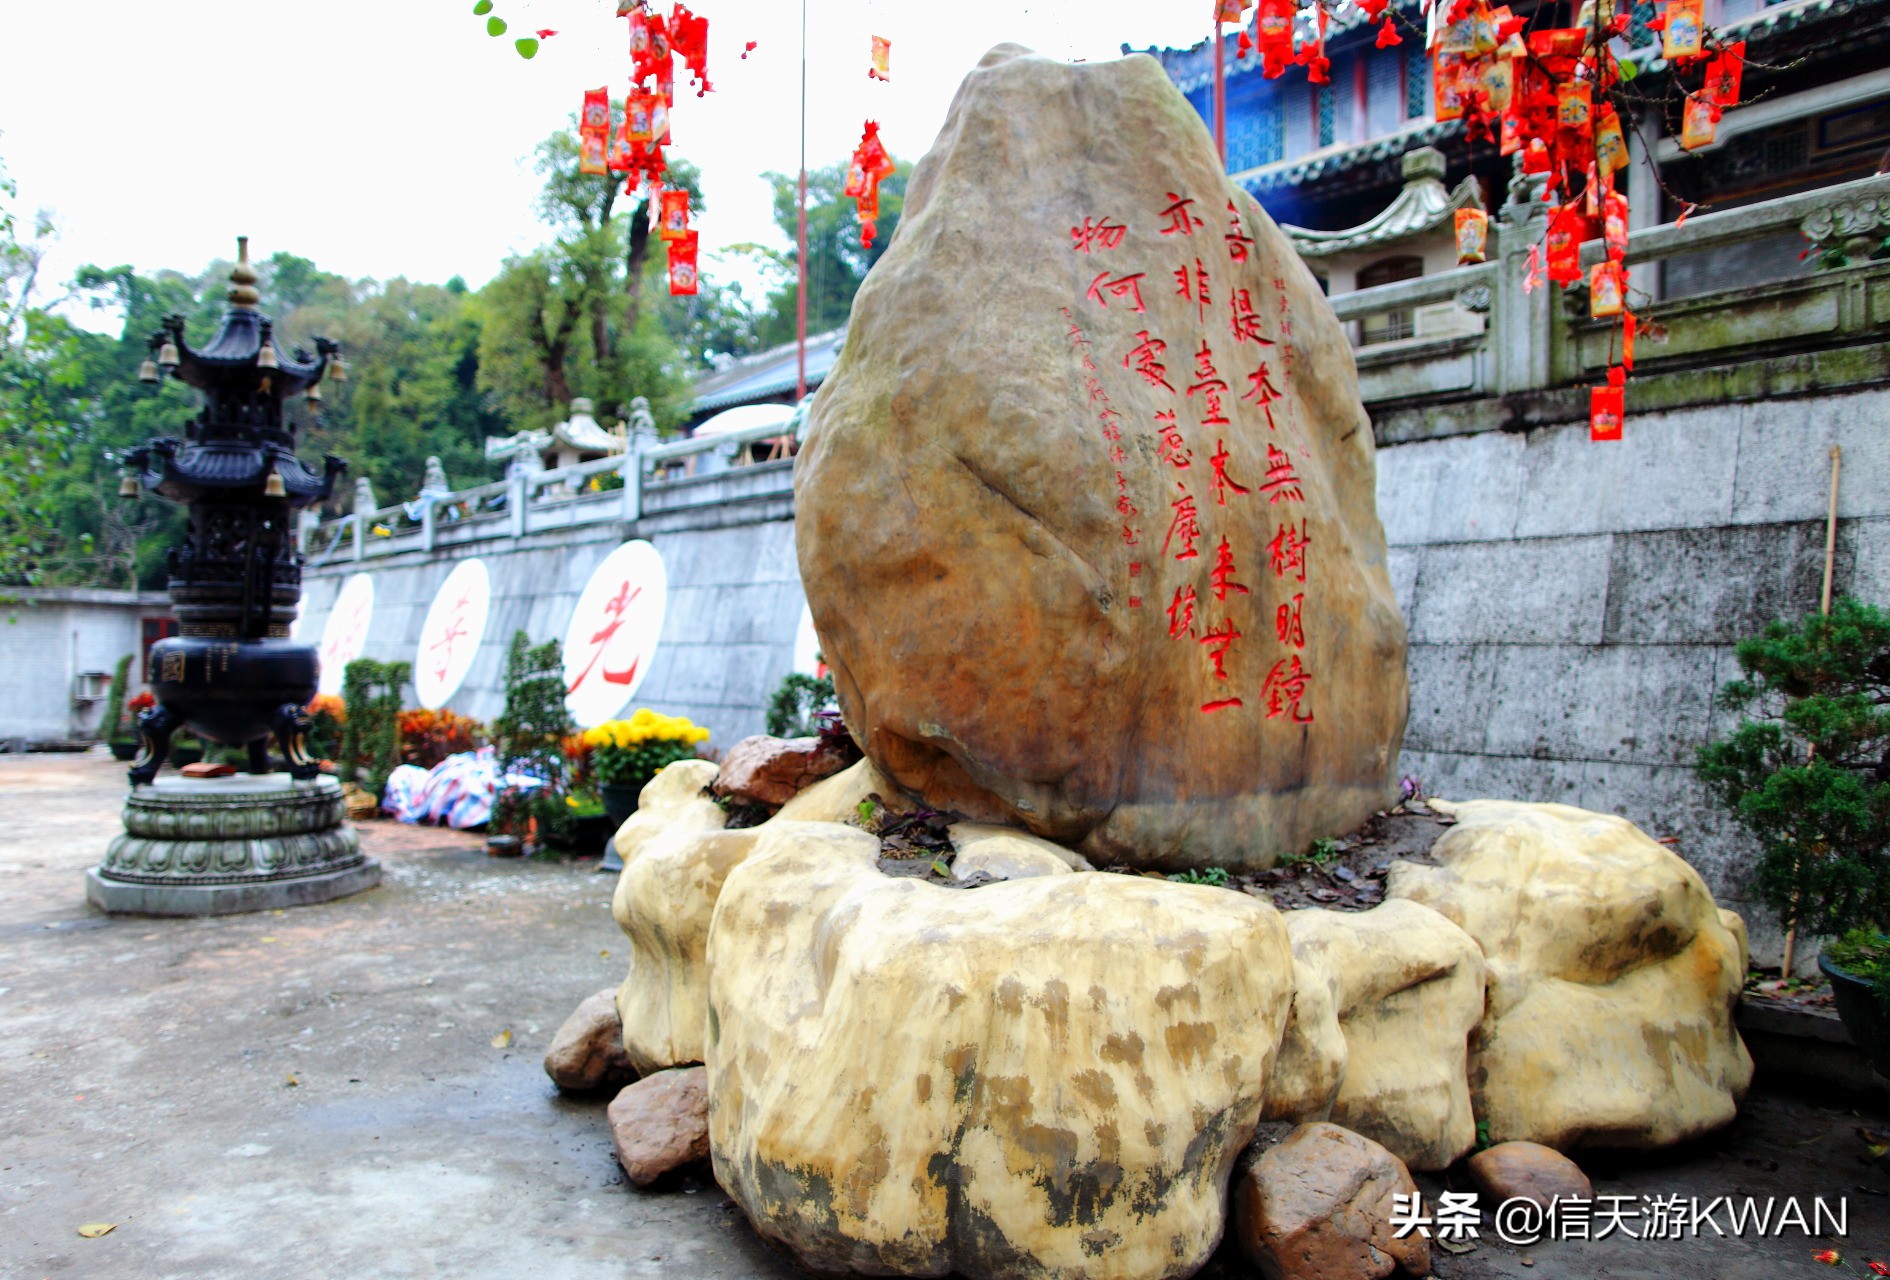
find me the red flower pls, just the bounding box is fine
[1814,1251,1842,1266]
[1375,18,1402,48]
[1866,1262,1889,1277]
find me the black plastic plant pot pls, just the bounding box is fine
[1819,952,1890,1079]
[109,741,140,762]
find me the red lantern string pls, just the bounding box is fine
[848,121,896,250]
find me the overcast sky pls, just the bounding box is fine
[0,0,1214,326]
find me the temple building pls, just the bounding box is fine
[1137,0,1890,315]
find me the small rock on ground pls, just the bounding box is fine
[712,735,854,807]
[609,1066,710,1189]
[1234,1121,1431,1280]
[1466,1141,1593,1210]
[543,987,637,1092]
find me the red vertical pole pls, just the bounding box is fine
[796,0,809,401]
[1213,18,1228,166]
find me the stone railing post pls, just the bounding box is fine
[1491,162,1551,397]
[620,445,643,523]
[421,499,437,554]
[351,513,364,562]
[509,472,529,539]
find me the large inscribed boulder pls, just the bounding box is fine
[795,45,1407,870]
[706,820,1296,1279]
[1389,800,1753,1151]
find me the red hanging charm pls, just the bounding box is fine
[1590,383,1624,441]
[1703,40,1745,108]
[667,230,699,296]
[1546,204,1584,284]
[660,189,691,241]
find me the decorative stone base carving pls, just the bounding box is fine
[87,774,380,916]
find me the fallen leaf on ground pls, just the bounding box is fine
[259,936,278,944]
[1437,1237,1477,1255]
[600,949,610,959]
[77,1222,116,1237]
[491,1029,513,1048]
[284,1075,299,1087]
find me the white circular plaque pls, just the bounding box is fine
[316,573,375,698]
[792,602,829,678]
[413,559,492,710]
[561,540,668,727]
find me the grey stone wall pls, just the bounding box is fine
[300,502,806,755]
[302,385,1887,963]
[1379,386,1890,964]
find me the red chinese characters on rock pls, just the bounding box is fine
[1268,519,1311,583]
[1071,216,1129,253]
[1210,538,1249,601]
[1159,192,1206,237]
[1187,342,1231,428]
[1124,330,1175,393]
[1087,271,1148,314]
[1260,444,1304,504]
[1229,287,1273,347]
[1175,258,1212,323]
[1061,308,1142,586]
[1261,654,1314,723]
[1243,360,1283,430]
[1276,592,1306,648]
[1224,201,1256,262]
[1155,410,1193,470]
[1167,585,1199,639]
[1164,484,1203,562]
[1209,439,1251,507]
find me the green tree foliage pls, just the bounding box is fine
[0,114,718,589]
[750,157,913,349]
[475,121,697,434]
[340,657,412,800]
[1697,597,1890,936]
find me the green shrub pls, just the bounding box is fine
[100,654,133,743]
[1696,596,1890,939]
[340,658,412,801]
[766,670,835,738]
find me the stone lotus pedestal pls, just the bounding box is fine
[87,774,379,916]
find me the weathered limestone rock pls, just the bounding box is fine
[707,819,1296,1279]
[543,987,637,1093]
[1465,1141,1593,1211]
[794,44,1407,872]
[1390,800,1753,1151]
[1265,900,1485,1171]
[712,733,855,807]
[610,760,754,1074]
[949,821,1096,880]
[608,1066,711,1189]
[1233,1122,1431,1280]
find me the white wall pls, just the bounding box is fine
[0,590,166,744]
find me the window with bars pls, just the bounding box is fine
[1228,95,1286,170]
[1317,82,1336,147]
[1285,83,1314,160]
[1404,44,1431,119]
[1367,47,1404,137]
[1357,255,1423,344]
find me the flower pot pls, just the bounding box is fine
[109,741,140,762]
[598,782,642,873]
[600,782,641,830]
[169,745,205,769]
[1819,952,1890,1079]
[487,834,524,858]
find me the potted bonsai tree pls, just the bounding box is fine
[1698,596,1890,1075]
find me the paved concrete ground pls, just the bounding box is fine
[2,750,1887,1280]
